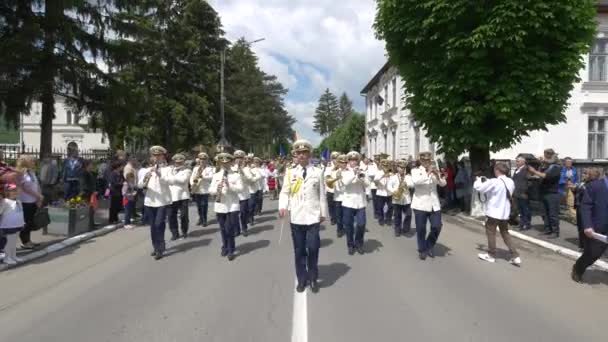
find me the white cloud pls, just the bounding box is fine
[209,0,387,146]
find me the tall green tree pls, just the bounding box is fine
[338,92,353,123]
[313,88,340,136]
[374,0,597,171]
[317,113,365,154]
[0,0,143,157]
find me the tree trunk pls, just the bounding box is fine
[468,145,490,177]
[39,87,55,159]
[39,0,60,159]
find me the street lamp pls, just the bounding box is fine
[217,37,265,154]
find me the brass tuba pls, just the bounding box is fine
[392,174,407,201]
[325,169,342,189]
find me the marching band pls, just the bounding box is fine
[134,140,448,292]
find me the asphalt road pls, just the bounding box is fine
[1,199,608,342]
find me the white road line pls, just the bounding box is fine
[291,279,308,342]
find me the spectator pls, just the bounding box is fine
[572,168,602,251]
[17,155,43,249]
[512,156,531,231]
[39,156,59,204]
[559,157,578,196]
[0,183,25,264]
[63,143,84,200]
[454,161,472,213]
[446,161,456,208]
[572,169,608,283]
[108,160,124,224]
[475,162,521,265]
[79,160,97,200]
[96,158,108,195]
[528,148,562,238]
[122,171,138,229]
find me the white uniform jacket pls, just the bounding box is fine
[243,166,261,195]
[388,173,414,206]
[367,163,378,190]
[190,165,214,195]
[169,166,192,202]
[340,167,369,210]
[138,166,173,208]
[374,170,392,197]
[411,166,447,212]
[279,164,328,225]
[209,169,243,213]
[232,165,252,201]
[323,162,335,194]
[257,167,267,192]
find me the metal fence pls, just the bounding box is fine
[0,144,111,165]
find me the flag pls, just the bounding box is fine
[279,145,286,157]
[322,148,330,161]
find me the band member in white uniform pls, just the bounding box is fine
[328,155,347,237]
[139,146,173,260]
[210,153,243,261]
[411,152,447,260]
[233,150,254,236]
[374,159,393,226]
[254,157,265,216]
[367,155,379,218]
[244,154,261,226]
[388,159,414,237]
[168,153,192,240]
[324,151,340,225]
[340,151,369,255]
[190,152,214,227]
[279,140,328,293]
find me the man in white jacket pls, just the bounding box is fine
[388,160,414,237]
[324,151,341,225]
[233,151,254,236]
[340,151,369,255]
[210,153,244,261]
[168,153,192,240]
[254,157,265,216]
[374,159,393,226]
[190,152,214,227]
[411,152,447,260]
[138,146,174,260]
[279,140,328,293]
[474,162,521,265]
[331,154,348,238]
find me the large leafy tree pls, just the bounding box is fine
[374,0,597,171]
[317,113,365,154]
[0,0,133,157]
[313,88,340,136]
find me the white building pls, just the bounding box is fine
[21,97,110,152]
[361,63,435,160]
[363,1,608,161]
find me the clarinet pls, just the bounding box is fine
[215,168,228,203]
[142,163,159,189]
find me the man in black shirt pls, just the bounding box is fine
[528,148,562,237]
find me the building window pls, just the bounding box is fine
[374,100,377,118]
[101,134,106,144]
[383,133,388,154]
[392,130,397,159]
[374,137,377,154]
[588,117,606,159]
[392,78,397,108]
[66,110,72,125]
[384,85,389,110]
[590,38,608,82]
[73,113,80,125]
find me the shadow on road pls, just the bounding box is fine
[364,239,383,254]
[318,263,351,288]
[166,238,212,256]
[237,239,271,256]
[320,238,333,248]
[253,216,277,224]
[189,228,220,237]
[247,225,274,236]
[433,243,451,257]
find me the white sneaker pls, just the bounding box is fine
[124,224,134,229]
[478,253,496,263]
[509,257,522,266]
[3,257,17,265]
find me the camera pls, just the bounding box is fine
[478,176,488,183]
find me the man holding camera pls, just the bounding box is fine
[528,148,562,238]
[475,162,521,265]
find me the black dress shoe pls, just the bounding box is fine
[227,253,235,261]
[154,251,163,260]
[170,235,179,241]
[427,247,435,258]
[348,247,355,255]
[379,221,385,226]
[419,252,427,260]
[356,246,364,255]
[202,222,208,227]
[542,230,553,235]
[571,266,582,283]
[243,230,249,237]
[235,231,241,237]
[330,220,336,226]
[221,249,228,257]
[182,232,188,239]
[337,230,344,238]
[309,280,319,293]
[402,228,411,235]
[394,230,401,237]
[150,251,156,256]
[296,283,306,293]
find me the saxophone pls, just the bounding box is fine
[392,174,406,201]
[192,161,204,188]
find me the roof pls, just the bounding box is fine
[360,61,391,95]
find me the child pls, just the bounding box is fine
[122,172,137,229]
[0,183,25,265]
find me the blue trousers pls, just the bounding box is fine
[326,192,336,223]
[393,204,412,233]
[239,199,249,233]
[256,190,263,215]
[517,197,531,228]
[248,194,257,224]
[124,199,136,225]
[371,189,378,218]
[145,205,167,253]
[169,199,190,237]
[217,211,238,254]
[335,201,344,233]
[291,223,320,285]
[414,209,442,252]
[376,195,393,224]
[342,207,366,248]
[64,180,80,200]
[192,194,209,224]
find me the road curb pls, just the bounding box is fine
[0,223,123,273]
[452,213,608,271]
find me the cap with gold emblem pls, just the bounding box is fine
[172,153,186,162]
[419,152,432,161]
[234,150,247,159]
[331,151,341,159]
[253,157,262,164]
[347,151,361,161]
[292,139,312,153]
[336,154,348,164]
[216,153,234,164]
[197,152,209,160]
[149,145,167,155]
[381,159,391,167]
[397,159,408,168]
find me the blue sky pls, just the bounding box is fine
[209,0,387,145]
